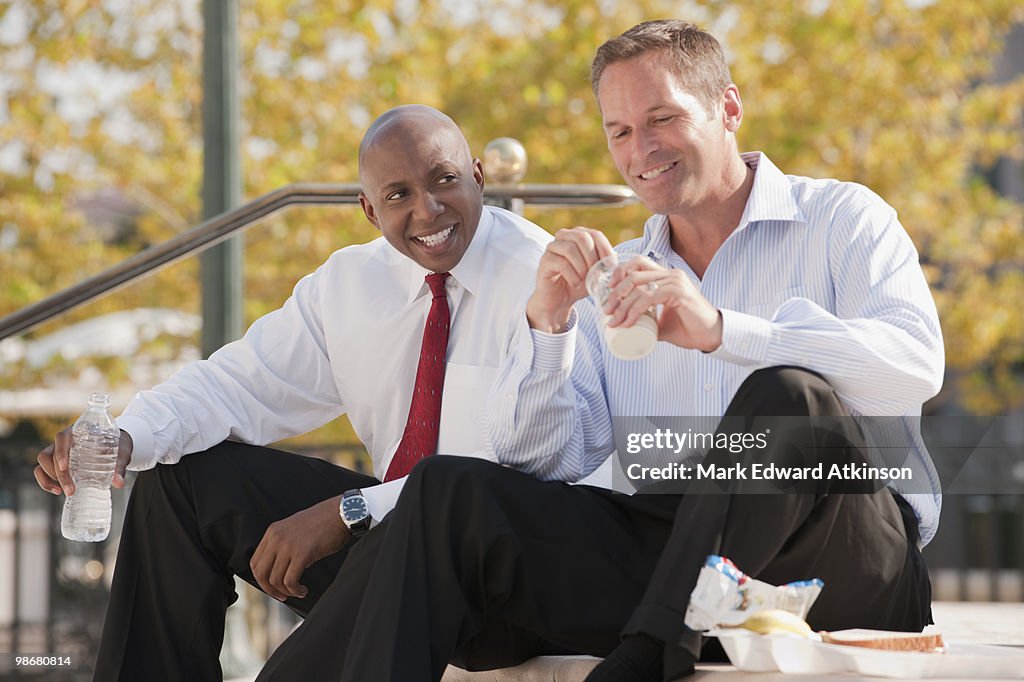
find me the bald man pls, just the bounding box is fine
[38,105,558,681]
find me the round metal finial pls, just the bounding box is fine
[482,137,528,184]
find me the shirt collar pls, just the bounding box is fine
[636,215,675,268]
[405,204,493,304]
[737,151,806,227]
[639,152,806,260]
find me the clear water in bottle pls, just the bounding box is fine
[61,392,119,542]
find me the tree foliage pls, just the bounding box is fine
[1,0,1022,427]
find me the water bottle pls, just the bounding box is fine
[61,392,119,542]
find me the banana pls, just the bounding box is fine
[736,609,814,638]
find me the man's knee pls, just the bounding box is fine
[746,366,830,399]
[732,366,845,417]
[401,456,521,529]
[127,441,238,512]
[125,460,195,523]
[407,455,498,485]
[128,464,160,502]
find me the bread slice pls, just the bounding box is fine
[820,629,945,653]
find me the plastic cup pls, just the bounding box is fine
[585,253,658,360]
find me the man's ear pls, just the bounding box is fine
[359,193,380,230]
[722,84,743,133]
[472,158,485,192]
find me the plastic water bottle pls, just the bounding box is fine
[61,392,119,542]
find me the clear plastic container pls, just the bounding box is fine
[61,392,119,542]
[585,253,659,360]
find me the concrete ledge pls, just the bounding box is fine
[438,602,1024,682]
[443,656,600,681]
[227,602,1023,682]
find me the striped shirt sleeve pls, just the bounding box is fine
[486,307,615,481]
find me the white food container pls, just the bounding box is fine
[708,630,1024,678]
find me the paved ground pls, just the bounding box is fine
[929,601,1024,646]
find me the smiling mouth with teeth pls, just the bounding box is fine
[414,225,456,247]
[639,162,676,180]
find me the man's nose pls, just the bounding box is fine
[633,127,659,157]
[413,192,444,221]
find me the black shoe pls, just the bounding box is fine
[585,634,664,682]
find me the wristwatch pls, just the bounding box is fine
[339,488,371,537]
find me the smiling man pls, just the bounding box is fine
[498,20,944,681]
[33,104,557,681]
[357,108,482,273]
[246,21,944,682]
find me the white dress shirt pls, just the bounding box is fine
[487,153,945,545]
[117,206,552,520]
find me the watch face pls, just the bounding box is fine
[342,495,368,523]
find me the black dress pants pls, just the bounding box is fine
[256,367,932,682]
[92,368,931,681]
[92,442,378,681]
[256,459,683,681]
[624,367,933,663]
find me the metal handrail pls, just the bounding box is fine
[0,182,637,341]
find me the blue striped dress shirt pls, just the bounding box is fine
[487,152,945,545]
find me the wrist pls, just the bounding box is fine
[339,489,371,538]
[699,309,724,353]
[526,299,573,334]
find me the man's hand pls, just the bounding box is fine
[605,257,723,352]
[526,227,615,333]
[35,428,133,497]
[250,495,351,601]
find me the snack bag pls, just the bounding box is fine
[684,555,823,631]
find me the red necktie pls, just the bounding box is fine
[384,272,451,481]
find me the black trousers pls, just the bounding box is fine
[95,367,932,681]
[256,367,932,682]
[623,367,932,660]
[92,443,378,681]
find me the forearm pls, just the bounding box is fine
[118,360,281,470]
[121,273,345,469]
[713,299,943,415]
[713,203,944,415]
[486,310,614,481]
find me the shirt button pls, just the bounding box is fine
[704,383,713,392]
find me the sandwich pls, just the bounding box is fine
[820,629,945,653]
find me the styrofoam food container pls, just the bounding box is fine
[709,630,1024,678]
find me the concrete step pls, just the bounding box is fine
[229,602,1024,682]
[442,656,600,681]
[439,602,1024,682]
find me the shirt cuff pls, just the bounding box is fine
[361,477,407,523]
[115,414,158,471]
[709,308,772,366]
[529,308,578,373]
